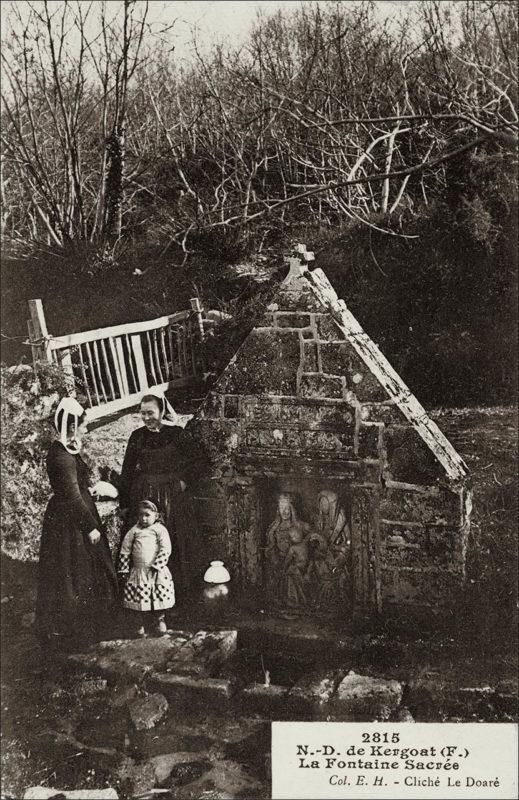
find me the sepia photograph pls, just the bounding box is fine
[1,1,517,798]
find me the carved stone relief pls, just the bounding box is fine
[263,487,352,611]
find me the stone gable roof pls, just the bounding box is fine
[282,266,468,482]
[205,263,468,483]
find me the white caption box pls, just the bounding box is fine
[272,722,518,799]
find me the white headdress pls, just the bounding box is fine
[54,397,86,454]
[141,387,193,429]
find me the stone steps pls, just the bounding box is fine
[66,629,517,723]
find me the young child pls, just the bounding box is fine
[118,500,175,635]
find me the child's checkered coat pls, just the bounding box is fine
[118,522,175,611]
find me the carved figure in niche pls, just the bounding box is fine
[305,533,334,607]
[283,525,309,607]
[306,490,351,609]
[264,493,309,603]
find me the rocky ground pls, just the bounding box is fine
[1,596,517,800]
[1,406,517,799]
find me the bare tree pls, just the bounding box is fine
[2,0,517,255]
[1,0,150,247]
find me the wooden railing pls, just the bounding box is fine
[27,298,205,420]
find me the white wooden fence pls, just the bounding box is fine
[27,298,206,420]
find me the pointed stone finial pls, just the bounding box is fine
[283,243,315,281]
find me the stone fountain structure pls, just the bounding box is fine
[188,246,471,616]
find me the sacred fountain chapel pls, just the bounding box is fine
[188,247,472,617]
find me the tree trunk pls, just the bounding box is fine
[104,126,125,239]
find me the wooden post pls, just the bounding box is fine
[115,337,130,397]
[27,319,40,367]
[130,334,148,392]
[190,297,205,342]
[190,297,205,376]
[28,299,52,365]
[57,348,76,395]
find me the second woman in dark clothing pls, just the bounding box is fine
[118,389,197,599]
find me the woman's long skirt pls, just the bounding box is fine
[36,497,118,650]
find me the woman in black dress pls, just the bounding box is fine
[118,389,198,600]
[36,398,118,650]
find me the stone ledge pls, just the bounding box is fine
[166,630,238,678]
[67,631,238,685]
[24,789,118,800]
[406,674,519,720]
[67,636,188,684]
[150,673,234,709]
[287,668,346,720]
[329,672,403,721]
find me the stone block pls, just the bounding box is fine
[149,752,211,786]
[361,402,406,425]
[389,706,415,722]
[331,672,402,721]
[347,351,389,402]
[276,288,324,311]
[381,568,462,606]
[406,673,505,721]
[278,402,301,423]
[385,426,445,483]
[287,669,345,719]
[166,630,237,677]
[151,673,234,709]
[319,341,350,375]
[223,395,239,419]
[243,398,282,423]
[299,373,344,399]
[298,403,354,429]
[241,683,289,717]
[109,684,139,708]
[150,752,211,785]
[173,759,264,799]
[245,428,284,449]
[115,756,156,797]
[24,790,118,799]
[245,426,356,455]
[300,429,355,455]
[243,398,356,429]
[275,312,311,329]
[315,313,343,340]
[381,486,462,525]
[218,329,300,396]
[303,341,319,371]
[381,523,456,569]
[76,676,108,697]
[129,692,169,730]
[357,423,381,459]
[67,634,192,684]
